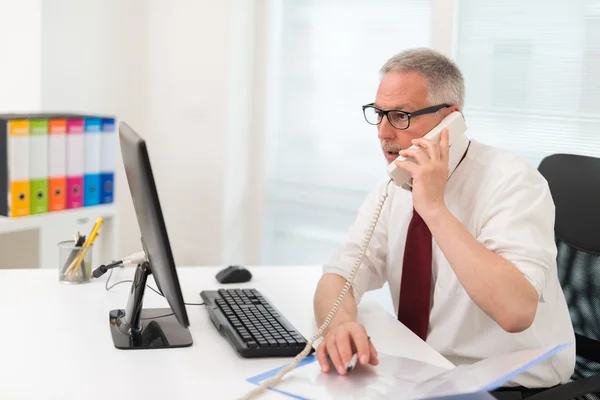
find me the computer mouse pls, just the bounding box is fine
[215,265,252,284]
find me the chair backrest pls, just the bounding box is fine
[538,153,600,382]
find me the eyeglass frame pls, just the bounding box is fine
[361,103,452,130]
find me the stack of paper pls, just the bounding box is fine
[247,343,569,400]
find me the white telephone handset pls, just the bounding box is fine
[387,111,467,189]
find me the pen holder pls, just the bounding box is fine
[58,240,93,284]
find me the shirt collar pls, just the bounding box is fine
[447,133,470,178]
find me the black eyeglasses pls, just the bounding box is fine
[362,103,451,130]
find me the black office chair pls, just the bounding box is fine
[528,154,600,400]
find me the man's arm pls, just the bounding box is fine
[313,273,378,374]
[397,130,540,333]
[313,180,391,374]
[314,273,358,327]
[425,208,538,333]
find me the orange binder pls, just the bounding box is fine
[6,119,30,217]
[48,118,67,211]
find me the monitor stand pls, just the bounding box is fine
[109,261,193,350]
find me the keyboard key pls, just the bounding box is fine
[277,339,288,346]
[247,341,258,348]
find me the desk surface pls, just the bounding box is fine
[0,266,453,400]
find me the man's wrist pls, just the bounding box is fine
[323,316,353,333]
[421,203,451,226]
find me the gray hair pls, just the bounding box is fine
[380,48,464,109]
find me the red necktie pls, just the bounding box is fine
[398,209,432,341]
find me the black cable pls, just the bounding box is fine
[105,268,132,291]
[105,268,205,306]
[141,312,174,320]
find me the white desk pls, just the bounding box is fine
[0,266,453,400]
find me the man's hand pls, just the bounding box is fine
[316,321,379,375]
[394,128,450,219]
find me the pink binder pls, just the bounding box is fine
[66,118,84,208]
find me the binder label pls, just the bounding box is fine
[49,119,67,135]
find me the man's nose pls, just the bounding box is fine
[377,116,396,141]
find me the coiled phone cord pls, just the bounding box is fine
[240,179,392,400]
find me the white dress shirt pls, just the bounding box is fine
[323,135,576,388]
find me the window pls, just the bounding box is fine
[455,0,600,166]
[261,0,600,265]
[262,0,432,264]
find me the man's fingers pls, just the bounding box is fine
[318,324,378,375]
[439,128,450,163]
[349,328,370,365]
[394,159,419,176]
[399,147,430,165]
[368,340,380,366]
[411,137,440,163]
[335,330,354,375]
[316,341,330,372]
[326,337,345,375]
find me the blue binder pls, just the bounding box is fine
[83,117,102,206]
[100,118,116,204]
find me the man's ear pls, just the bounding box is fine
[440,105,461,120]
[448,104,461,114]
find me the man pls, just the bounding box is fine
[313,48,575,397]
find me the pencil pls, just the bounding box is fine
[68,218,103,278]
[61,234,86,277]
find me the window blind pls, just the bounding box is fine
[456,0,600,166]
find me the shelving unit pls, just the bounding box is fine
[0,204,119,270]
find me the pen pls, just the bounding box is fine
[345,336,371,373]
[346,353,358,373]
[61,232,86,276]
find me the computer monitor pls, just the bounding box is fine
[108,121,193,350]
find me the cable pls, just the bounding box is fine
[105,268,131,291]
[105,268,205,307]
[94,251,148,279]
[240,179,392,400]
[141,312,174,320]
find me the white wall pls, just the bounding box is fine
[0,1,41,111]
[0,1,42,269]
[145,1,233,265]
[143,0,268,266]
[41,0,148,261]
[221,0,269,266]
[40,0,266,267]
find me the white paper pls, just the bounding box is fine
[263,353,448,400]
[252,343,570,400]
[411,344,569,398]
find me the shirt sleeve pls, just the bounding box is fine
[322,181,390,304]
[476,160,557,302]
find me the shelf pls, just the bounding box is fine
[0,204,118,235]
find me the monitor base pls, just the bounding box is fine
[109,308,193,350]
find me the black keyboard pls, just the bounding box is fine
[200,288,314,358]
